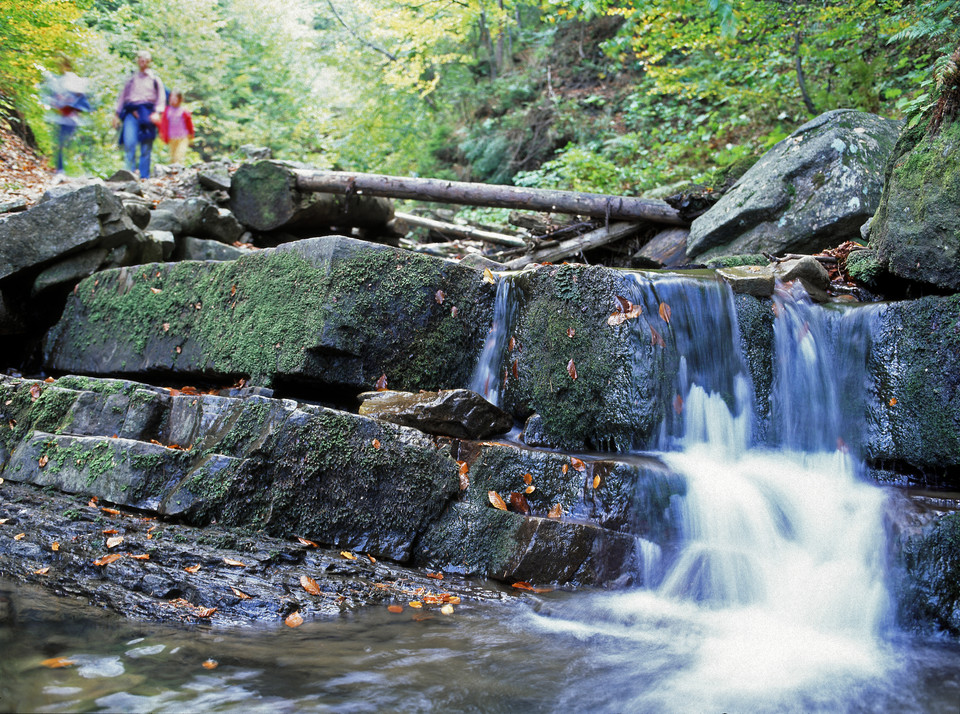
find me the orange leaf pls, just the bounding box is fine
[230,284,237,297]
[130,553,150,560]
[592,474,601,489]
[285,611,303,628]
[38,454,49,468]
[185,564,201,574]
[301,575,322,596]
[567,327,575,338]
[41,657,75,669]
[162,322,170,332]
[570,457,586,472]
[34,566,50,575]
[446,596,461,604]
[548,504,563,519]
[106,535,124,549]
[224,557,246,567]
[51,541,60,551]
[101,507,120,515]
[375,374,388,391]
[889,397,897,407]
[458,460,470,476]
[512,359,519,379]
[94,553,123,566]
[482,268,496,284]
[150,287,162,294]
[14,533,25,541]
[367,554,376,563]
[659,302,672,323]
[451,306,458,317]
[567,359,577,380]
[562,464,568,475]
[524,485,536,494]
[372,438,381,449]
[673,394,684,415]
[43,376,55,383]
[511,581,554,593]
[408,601,423,609]
[435,289,445,304]
[341,551,358,560]
[202,659,219,670]
[196,607,217,619]
[440,604,455,615]
[297,536,318,548]
[523,473,533,485]
[387,604,404,613]
[30,383,41,400]
[425,572,444,580]
[508,336,516,352]
[488,491,508,511]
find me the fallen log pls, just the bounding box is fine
[393,211,526,248]
[503,222,642,270]
[294,169,687,226]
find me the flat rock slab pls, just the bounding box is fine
[43,236,495,393]
[358,388,514,439]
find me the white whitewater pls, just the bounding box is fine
[469,275,517,407]
[528,274,895,712]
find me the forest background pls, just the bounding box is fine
[1,0,959,203]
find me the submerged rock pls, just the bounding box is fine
[358,388,514,439]
[687,109,900,260]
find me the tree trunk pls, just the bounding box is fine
[294,169,687,226]
[503,222,641,269]
[794,31,817,115]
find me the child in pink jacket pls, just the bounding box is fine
[159,91,194,165]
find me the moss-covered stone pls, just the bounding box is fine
[870,117,960,291]
[43,236,495,393]
[897,510,960,636]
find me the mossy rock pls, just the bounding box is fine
[870,117,960,291]
[897,511,960,636]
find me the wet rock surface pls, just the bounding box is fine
[358,388,514,439]
[0,481,508,626]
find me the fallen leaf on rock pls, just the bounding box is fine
[488,491,508,511]
[14,533,25,541]
[367,554,376,563]
[659,302,672,324]
[301,575,322,596]
[150,287,162,294]
[340,551,357,561]
[508,336,516,352]
[512,359,519,379]
[440,604,455,615]
[889,397,897,407]
[43,377,54,383]
[435,289,445,304]
[51,541,59,551]
[0,518,7,525]
[38,454,48,468]
[562,464,568,475]
[297,537,318,548]
[30,383,41,400]
[570,457,586,472]
[567,327,575,338]
[202,659,218,670]
[375,374,388,391]
[162,323,170,331]
[567,359,577,380]
[34,566,50,575]
[511,582,554,593]
[482,268,496,284]
[523,473,533,485]
[106,535,124,549]
[408,601,423,609]
[224,557,246,567]
[184,564,201,574]
[387,605,404,613]
[548,504,563,519]
[650,325,666,347]
[41,657,75,669]
[94,553,123,566]
[509,492,531,515]
[425,572,444,580]
[101,507,120,516]
[372,438,381,450]
[130,554,150,560]
[524,485,536,494]
[196,607,217,619]
[592,474,601,489]
[447,596,461,604]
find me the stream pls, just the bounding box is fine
[3,271,960,712]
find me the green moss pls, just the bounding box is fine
[706,254,769,269]
[845,249,885,286]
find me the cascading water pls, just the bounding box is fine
[527,271,899,711]
[469,275,517,407]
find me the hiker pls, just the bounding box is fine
[112,50,165,178]
[42,56,90,174]
[159,90,194,165]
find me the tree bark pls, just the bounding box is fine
[393,211,526,248]
[794,31,817,115]
[294,169,687,226]
[503,222,642,269]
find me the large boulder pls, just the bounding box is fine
[43,236,495,393]
[687,110,901,260]
[230,161,394,234]
[0,184,141,283]
[869,116,960,291]
[358,388,514,439]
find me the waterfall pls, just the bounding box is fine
[525,272,895,711]
[469,275,517,407]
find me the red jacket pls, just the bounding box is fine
[159,106,194,143]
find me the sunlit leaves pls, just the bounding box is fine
[41,657,76,669]
[570,457,586,472]
[301,575,322,596]
[94,553,123,567]
[223,557,246,567]
[607,297,642,326]
[488,490,508,511]
[658,302,672,324]
[202,659,219,669]
[340,551,358,560]
[285,610,304,628]
[548,504,563,519]
[567,359,578,380]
